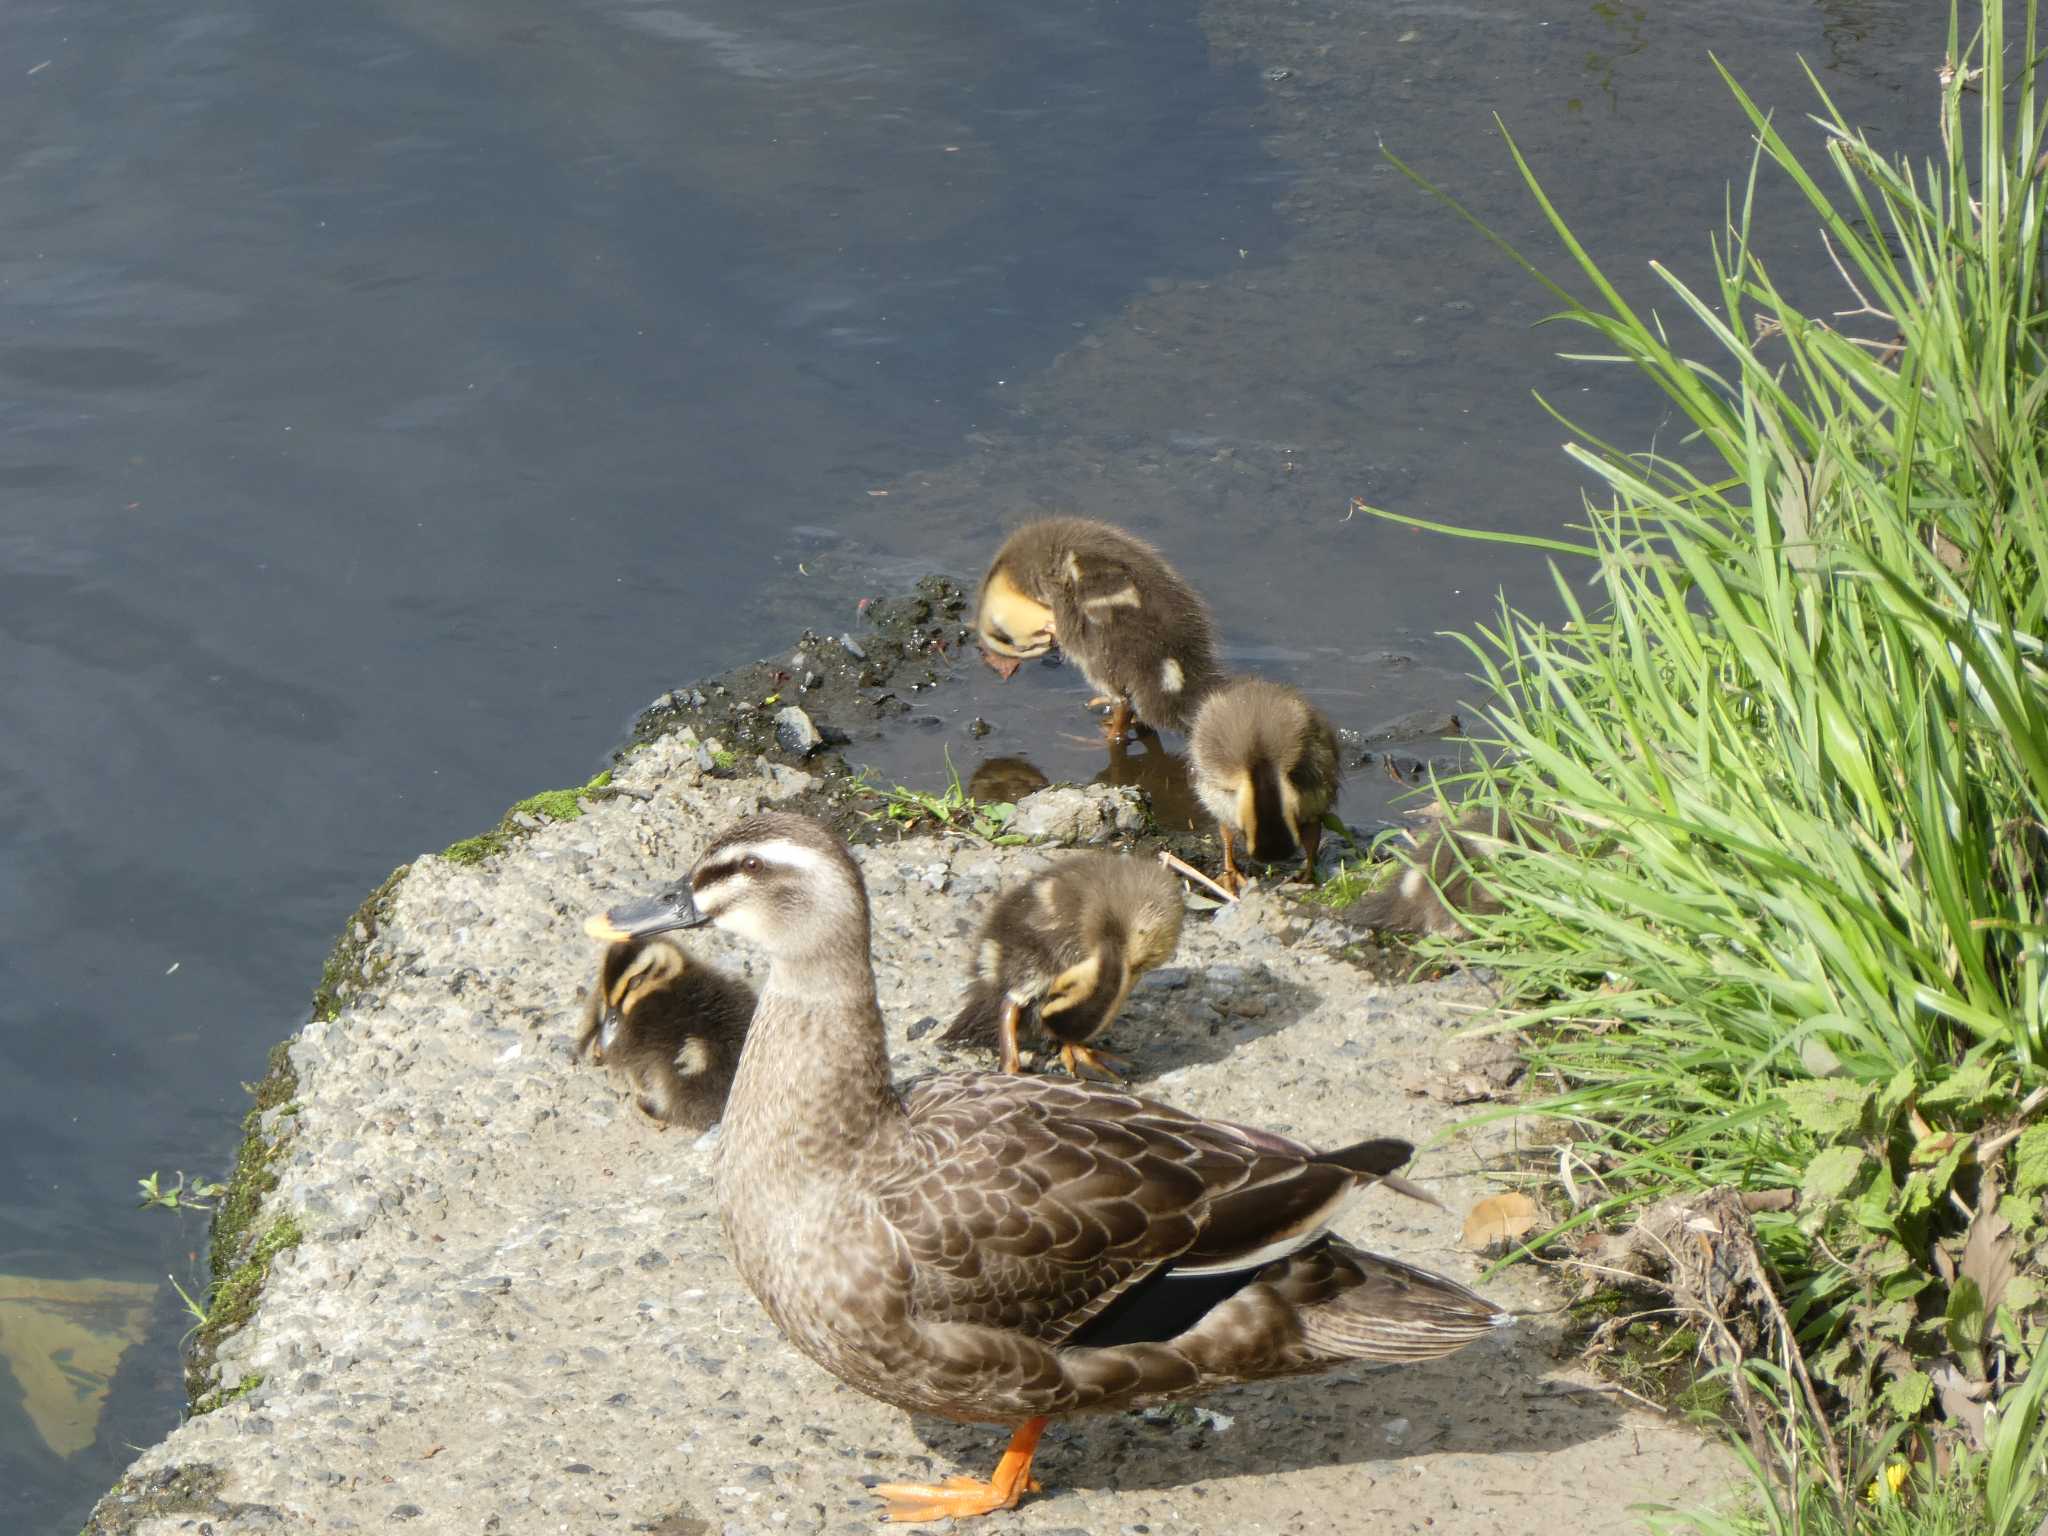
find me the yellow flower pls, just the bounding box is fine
[1865,1462,1909,1502]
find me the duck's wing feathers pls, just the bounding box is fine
[882,1074,1407,1347]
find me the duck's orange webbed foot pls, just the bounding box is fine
[1057,1041,1129,1084]
[871,1418,1049,1523]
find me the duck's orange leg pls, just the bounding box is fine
[995,998,1027,1076]
[1218,824,1248,895]
[872,1416,1050,1523]
[1102,698,1133,744]
[1296,818,1324,885]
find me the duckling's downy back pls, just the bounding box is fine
[977,518,1220,732]
[1190,677,1342,862]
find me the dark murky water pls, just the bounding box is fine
[2,0,1945,1520]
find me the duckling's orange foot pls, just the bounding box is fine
[1215,867,1250,897]
[1058,1042,1129,1084]
[871,1473,1043,1523]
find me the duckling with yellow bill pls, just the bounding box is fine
[589,813,1506,1523]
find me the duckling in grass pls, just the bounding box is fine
[574,935,755,1131]
[1350,804,1545,937]
[1189,676,1342,893]
[940,851,1184,1081]
[975,517,1219,744]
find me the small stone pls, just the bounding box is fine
[696,744,718,773]
[839,634,866,660]
[967,717,991,738]
[906,1015,939,1041]
[1141,967,1190,991]
[774,706,825,757]
[392,1505,425,1521]
[1382,1416,1411,1447]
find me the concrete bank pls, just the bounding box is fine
[88,734,1721,1534]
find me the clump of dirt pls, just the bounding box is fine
[624,574,977,778]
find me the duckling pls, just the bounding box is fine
[1188,676,1342,892]
[940,851,1184,1081]
[574,935,755,1131]
[975,517,1219,743]
[1349,804,1540,937]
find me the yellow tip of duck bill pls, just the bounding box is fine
[583,911,634,942]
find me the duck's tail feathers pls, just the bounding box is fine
[940,983,1009,1047]
[1318,1136,1439,1208]
[1301,1242,1511,1364]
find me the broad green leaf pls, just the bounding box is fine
[1777,1079,1873,1138]
[1883,1370,1934,1418]
[2012,1123,2048,1198]
[1801,1144,1869,1204]
[1920,1060,2003,1116]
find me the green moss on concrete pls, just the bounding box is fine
[440,769,615,866]
[189,1373,264,1417]
[184,1042,300,1407]
[310,862,410,1023]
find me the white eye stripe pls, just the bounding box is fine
[711,838,836,880]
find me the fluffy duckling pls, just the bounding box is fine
[1189,676,1342,892]
[940,851,1184,1080]
[975,517,1219,743]
[1349,804,1538,937]
[587,812,1505,1522]
[574,936,755,1131]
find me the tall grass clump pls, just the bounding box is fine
[1365,1,2048,1521]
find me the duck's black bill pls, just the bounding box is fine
[582,887,709,942]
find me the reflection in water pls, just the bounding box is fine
[965,756,1051,805]
[0,1275,157,1456]
[966,731,1208,838]
[1096,731,1205,835]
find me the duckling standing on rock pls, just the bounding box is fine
[589,812,1506,1524]
[975,517,1219,743]
[940,851,1184,1081]
[574,936,755,1132]
[1189,676,1342,893]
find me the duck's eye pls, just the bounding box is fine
[742,855,762,874]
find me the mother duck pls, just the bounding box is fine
[589,812,1506,1522]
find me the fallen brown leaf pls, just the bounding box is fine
[1462,1192,1542,1252]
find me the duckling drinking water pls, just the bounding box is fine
[1189,675,1343,892]
[975,517,1220,743]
